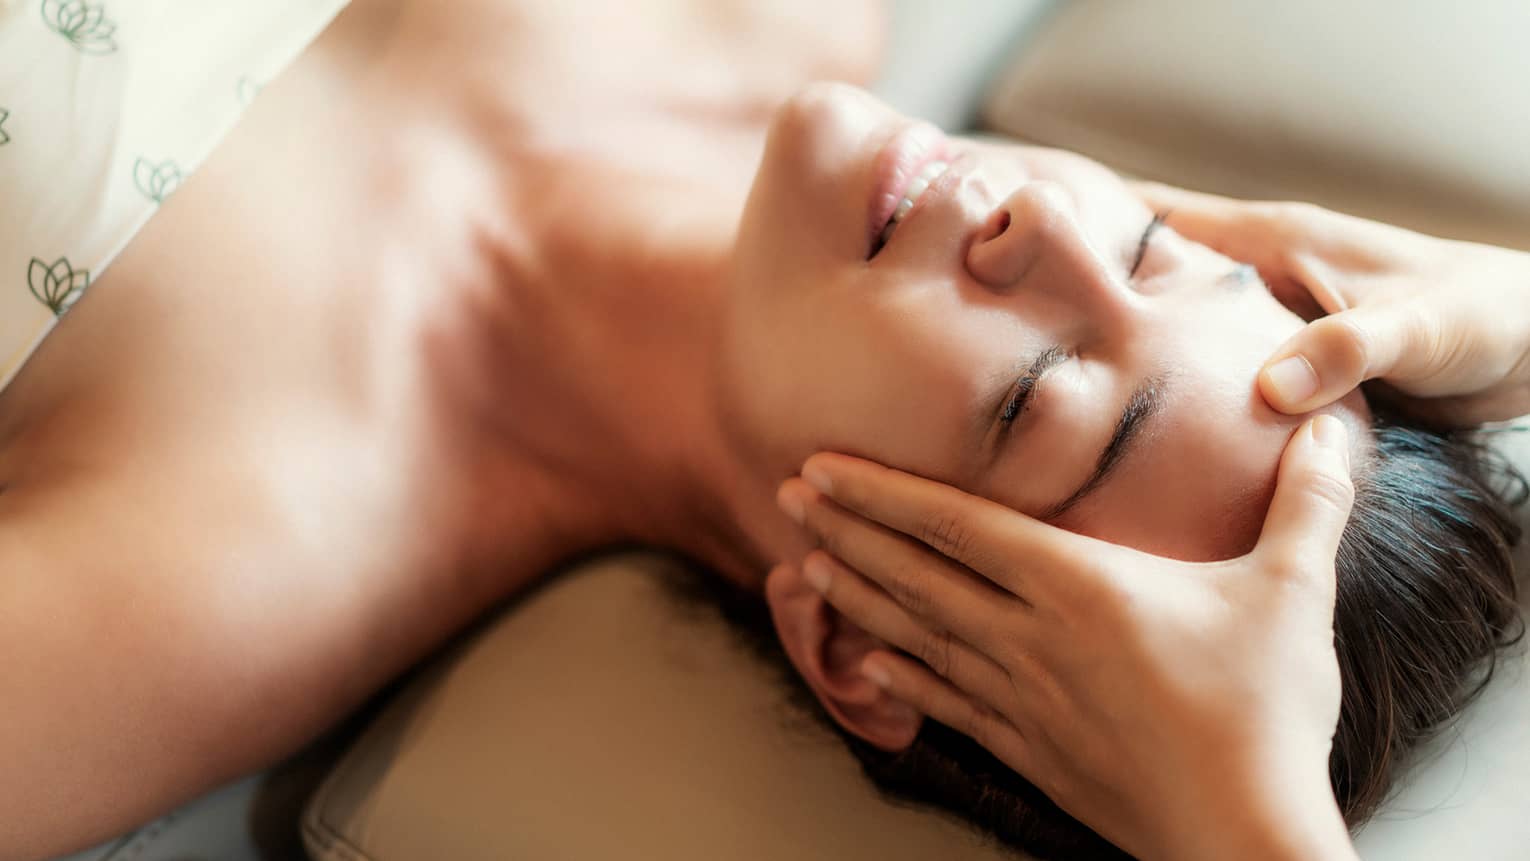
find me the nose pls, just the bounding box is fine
[965,181,1141,324]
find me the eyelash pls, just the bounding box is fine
[1129,210,1169,279]
[1000,375,1034,424]
[1000,345,1065,424]
[998,214,1166,425]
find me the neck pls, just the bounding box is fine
[467,156,806,595]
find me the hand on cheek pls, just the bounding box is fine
[773,416,1362,861]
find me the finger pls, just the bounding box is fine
[779,477,1025,649]
[1253,416,1355,596]
[796,453,1095,598]
[805,551,1014,702]
[1132,182,1349,252]
[860,648,1029,768]
[1130,181,1245,221]
[1133,184,1340,328]
[1128,182,1289,267]
[1259,303,1442,413]
[1398,389,1530,429]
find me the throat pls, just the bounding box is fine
[443,166,766,596]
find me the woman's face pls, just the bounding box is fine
[719,83,1368,560]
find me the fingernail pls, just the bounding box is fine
[802,461,833,495]
[1264,355,1319,406]
[861,658,891,689]
[1312,414,1349,466]
[776,484,806,524]
[803,555,832,594]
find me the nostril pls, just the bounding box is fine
[981,209,1011,242]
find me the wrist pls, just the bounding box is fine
[1148,768,1357,861]
[1158,811,1355,861]
[1235,799,1358,861]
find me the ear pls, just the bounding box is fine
[765,561,923,751]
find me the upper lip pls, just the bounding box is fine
[867,122,949,253]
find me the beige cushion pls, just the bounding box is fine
[301,552,1026,861]
[305,428,1529,861]
[982,0,1530,250]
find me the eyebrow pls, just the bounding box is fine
[974,347,1063,473]
[1036,372,1171,520]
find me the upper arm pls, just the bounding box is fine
[0,461,329,859]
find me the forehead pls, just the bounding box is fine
[791,280,1367,564]
[1047,368,1299,560]
[983,350,1373,563]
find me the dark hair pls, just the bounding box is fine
[664,413,1526,860]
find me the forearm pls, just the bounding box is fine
[1156,775,1359,861]
[1183,805,1357,861]
[0,491,473,860]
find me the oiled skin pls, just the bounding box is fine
[0,1,879,856]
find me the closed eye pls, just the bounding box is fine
[1000,346,1066,425]
[1129,210,1169,279]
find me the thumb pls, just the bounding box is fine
[1253,415,1355,587]
[1129,182,1290,276]
[1259,303,1436,413]
[1130,181,1242,220]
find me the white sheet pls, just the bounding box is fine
[0,0,350,389]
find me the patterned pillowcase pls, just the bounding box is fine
[0,0,349,389]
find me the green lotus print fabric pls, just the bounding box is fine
[27,256,89,316]
[134,157,183,204]
[41,0,118,55]
[0,0,353,390]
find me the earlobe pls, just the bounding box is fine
[765,562,923,751]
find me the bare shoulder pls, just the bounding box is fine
[461,0,883,120]
[695,0,886,85]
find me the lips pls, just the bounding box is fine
[867,122,949,253]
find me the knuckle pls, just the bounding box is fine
[1401,304,1455,375]
[962,701,997,749]
[984,614,1029,661]
[891,565,935,618]
[1242,200,1309,243]
[1322,312,1375,373]
[810,509,850,557]
[917,509,974,561]
[917,627,956,678]
[1277,200,1326,229]
[1303,468,1356,517]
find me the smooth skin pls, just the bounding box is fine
[777,198,1530,861]
[0,2,884,856]
[1138,184,1530,425]
[777,417,1359,861]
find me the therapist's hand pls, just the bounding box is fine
[774,416,1360,861]
[1135,183,1530,426]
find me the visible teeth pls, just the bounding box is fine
[883,160,950,243]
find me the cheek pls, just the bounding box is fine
[1061,325,1306,561]
[1118,401,1292,559]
